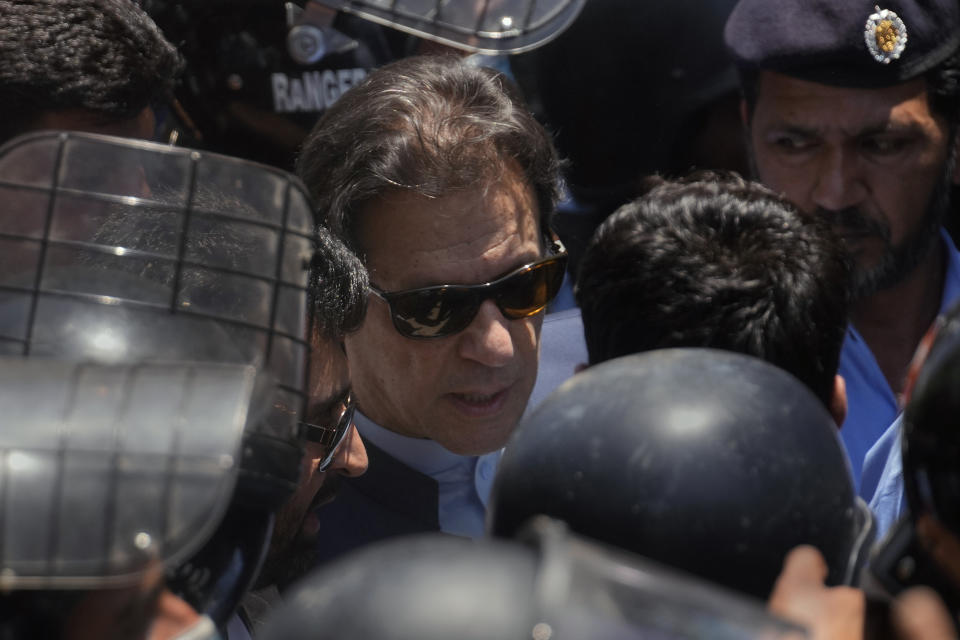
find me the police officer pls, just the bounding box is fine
[724,0,960,485]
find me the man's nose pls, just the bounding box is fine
[811,148,867,213]
[329,424,367,477]
[457,299,516,367]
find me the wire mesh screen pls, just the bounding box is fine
[316,0,585,53]
[0,131,315,443]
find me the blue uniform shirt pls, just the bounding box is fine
[840,230,960,491]
[840,230,960,504]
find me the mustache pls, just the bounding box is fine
[818,207,891,241]
[310,472,342,512]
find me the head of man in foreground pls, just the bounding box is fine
[576,171,851,424]
[296,55,564,455]
[257,228,370,592]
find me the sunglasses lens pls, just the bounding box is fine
[497,258,567,319]
[388,287,478,338]
[378,247,568,339]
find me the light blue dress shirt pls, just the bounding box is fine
[355,411,500,538]
[841,230,960,491]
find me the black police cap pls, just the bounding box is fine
[725,0,960,87]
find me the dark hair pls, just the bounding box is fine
[575,170,851,407]
[739,48,960,126]
[0,0,182,143]
[295,54,562,257]
[309,225,368,341]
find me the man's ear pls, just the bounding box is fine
[829,374,848,429]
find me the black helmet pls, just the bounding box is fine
[0,130,317,626]
[868,301,960,608]
[257,517,802,640]
[488,348,874,599]
[143,0,396,170]
[310,0,586,55]
[902,302,960,538]
[144,1,586,170]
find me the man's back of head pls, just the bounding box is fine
[576,171,850,410]
[0,0,182,143]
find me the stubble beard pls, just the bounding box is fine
[845,150,955,300]
[748,141,956,301]
[255,474,340,590]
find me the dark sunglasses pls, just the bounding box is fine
[369,236,568,339]
[297,390,356,471]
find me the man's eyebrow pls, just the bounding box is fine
[763,123,819,136]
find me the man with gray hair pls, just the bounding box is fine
[297,54,566,558]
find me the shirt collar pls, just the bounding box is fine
[354,410,477,477]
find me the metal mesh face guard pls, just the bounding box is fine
[312,0,585,53]
[0,131,316,504]
[0,358,258,590]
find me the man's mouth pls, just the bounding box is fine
[448,388,509,417]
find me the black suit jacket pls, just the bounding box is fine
[312,438,441,565]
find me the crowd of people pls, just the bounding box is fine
[1,0,960,638]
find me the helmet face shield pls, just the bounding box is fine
[0,131,315,448]
[0,358,257,590]
[313,0,585,53]
[521,518,805,639]
[257,519,804,640]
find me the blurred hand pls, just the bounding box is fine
[768,545,865,640]
[890,586,956,640]
[769,545,958,640]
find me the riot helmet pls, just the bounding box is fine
[257,517,803,640]
[144,0,396,170]
[0,130,317,626]
[311,0,586,54]
[488,348,875,600]
[144,0,585,170]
